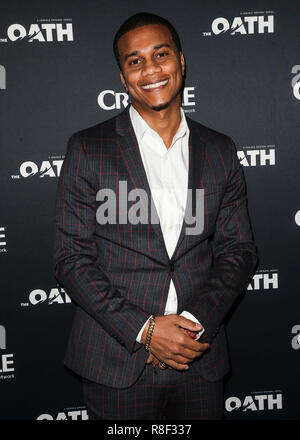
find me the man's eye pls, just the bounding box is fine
[129,59,140,65]
[157,51,169,58]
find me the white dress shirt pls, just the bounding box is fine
[129,105,204,343]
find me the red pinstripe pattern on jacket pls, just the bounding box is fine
[53,107,257,388]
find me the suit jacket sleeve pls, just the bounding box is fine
[183,137,257,343]
[53,133,149,354]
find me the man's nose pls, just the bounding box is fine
[141,58,162,76]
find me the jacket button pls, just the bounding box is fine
[169,263,175,272]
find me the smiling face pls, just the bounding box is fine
[117,24,185,114]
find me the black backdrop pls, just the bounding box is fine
[1,0,299,420]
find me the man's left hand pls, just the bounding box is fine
[146,326,204,369]
[146,353,169,370]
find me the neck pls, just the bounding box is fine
[132,98,182,149]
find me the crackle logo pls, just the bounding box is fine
[237,145,276,167]
[291,65,300,100]
[203,12,274,37]
[226,391,282,413]
[0,325,15,380]
[0,19,73,43]
[20,287,71,308]
[37,407,88,420]
[247,269,278,292]
[97,86,196,112]
[11,157,64,179]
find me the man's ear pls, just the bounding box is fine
[180,52,185,76]
[120,71,128,91]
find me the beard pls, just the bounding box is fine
[150,84,183,112]
[151,101,171,111]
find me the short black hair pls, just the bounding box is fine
[113,12,182,70]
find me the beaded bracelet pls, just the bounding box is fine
[144,315,156,352]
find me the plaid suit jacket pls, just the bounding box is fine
[53,107,257,388]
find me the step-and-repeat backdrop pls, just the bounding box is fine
[1,0,299,420]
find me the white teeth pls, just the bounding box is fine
[141,80,168,89]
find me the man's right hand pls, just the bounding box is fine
[141,314,210,371]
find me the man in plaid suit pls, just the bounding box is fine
[53,12,257,419]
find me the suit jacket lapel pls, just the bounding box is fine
[172,116,207,260]
[115,108,168,255]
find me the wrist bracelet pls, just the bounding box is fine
[144,315,156,352]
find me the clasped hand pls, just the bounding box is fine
[142,314,210,371]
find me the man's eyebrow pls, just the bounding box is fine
[153,43,171,50]
[123,44,172,62]
[124,50,138,62]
